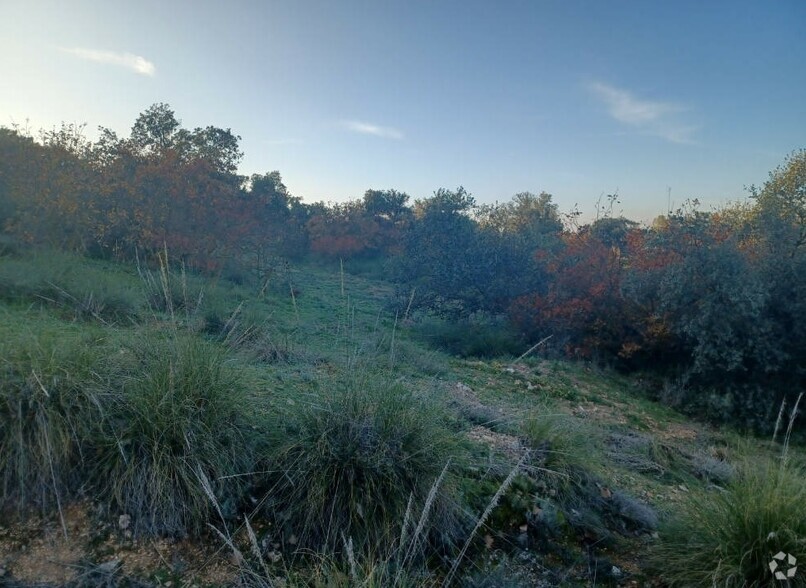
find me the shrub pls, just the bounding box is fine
[92,335,256,536]
[0,233,20,257]
[653,459,806,587]
[413,317,522,359]
[0,322,107,512]
[263,373,458,553]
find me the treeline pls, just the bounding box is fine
[1,103,804,431]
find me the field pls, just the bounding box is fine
[0,245,804,587]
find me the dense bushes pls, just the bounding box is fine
[412,316,523,358]
[3,105,805,432]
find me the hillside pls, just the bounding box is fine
[0,245,804,587]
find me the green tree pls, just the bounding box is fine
[130,102,181,155]
[751,148,806,255]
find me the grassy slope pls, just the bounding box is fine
[0,248,801,586]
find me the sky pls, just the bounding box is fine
[1,0,805,222]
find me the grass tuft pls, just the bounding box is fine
[521,408,599,478]
[264,372,459,553]
[0,320,107,514]
[653,458,806,587]
[92,334,256,536]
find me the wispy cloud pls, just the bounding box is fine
[341,120,404,140]
[61,47,155,76]
[588,82,698,144]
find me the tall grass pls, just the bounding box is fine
[653,398,806,587]
[521,408,599,479]
[263,372,459,554]
[0,319,108,516]
[653,458,806,587]
[0,249,142,322]
[91,334,257,536]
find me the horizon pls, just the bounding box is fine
[2,0,804,222]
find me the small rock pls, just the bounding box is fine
[611,565,623,578]
[118,514,131,530]
[573,405,588,417]
[678,484,689,492]
[98,559,121,573]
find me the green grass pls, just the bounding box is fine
[263,370,461,554]
[0,312,110,513]
[653,458,806,587]
[0,249,143,322]
[91,334,258,536]
[2,245,805,586]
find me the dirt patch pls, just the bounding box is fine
[467,425,525,461]
[0,503,236,586]
[0,504,87,585]
[656,422,700,442]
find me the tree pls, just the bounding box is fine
[399,187,483,316]
[363,189,411,222]
[182,125,243,174]
[751,149,806,255]
[130,103,181,155]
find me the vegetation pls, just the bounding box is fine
[3,110,805,432]
[263,372,458,553]
[653,458,806,587]
[1,107,805,585]
[0,315,109,514]
[91,334,257,536]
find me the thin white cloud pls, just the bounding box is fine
[588,82,698,144]
[341,120,404,140]
[61,47,155,76]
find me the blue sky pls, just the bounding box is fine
[1,0,804,221]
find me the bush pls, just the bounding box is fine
[264,373,459,553]
[92,335,256,536]
[653,459,806,587]
[413,317,523,358]
[0,321,108,512]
